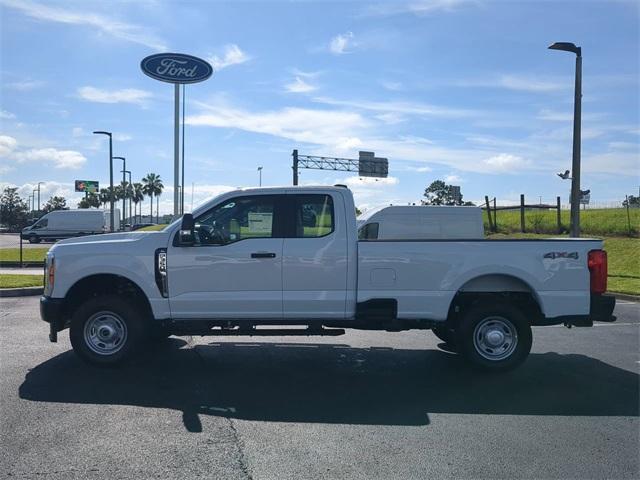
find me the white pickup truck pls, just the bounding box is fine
[40,185,615,371]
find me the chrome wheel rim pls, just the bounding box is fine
[473,316,518,361]
[83,311,128,356]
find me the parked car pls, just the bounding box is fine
[40,186,615,370]
[21,209,119,243]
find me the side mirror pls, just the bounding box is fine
[177,213,195,246]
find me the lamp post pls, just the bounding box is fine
[257,166,263,187]
[122,170,132,226]
[549,42,582,237]
[32,189,37,215]
[113,156,126,228]
[36,181,43,213]
[93,131,114,231]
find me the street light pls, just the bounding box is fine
[257,166,263,187]
[36,181,43,213]
[122,169,132,226]
[549,41,582,237]
[93,131,114,232]
[113,156,126,228]
[32,188,37,215]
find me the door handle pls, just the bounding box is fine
[251,252,276,259]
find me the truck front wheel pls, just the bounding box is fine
[28,234,40,244]
[70,294,143,366]
[456,303,532,372]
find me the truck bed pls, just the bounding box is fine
[357,238,603,321]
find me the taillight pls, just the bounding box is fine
[588,250,607,294]
[45,256,55,296]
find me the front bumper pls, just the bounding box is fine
[40,296,66,342]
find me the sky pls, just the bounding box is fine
[1,0,638,214]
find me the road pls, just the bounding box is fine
[0,233,53,250]
[1,297,638,479]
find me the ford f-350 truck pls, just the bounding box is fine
[40,186,615,371]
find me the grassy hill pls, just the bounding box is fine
[484,207,639,237]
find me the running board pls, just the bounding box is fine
[173,327,346,337]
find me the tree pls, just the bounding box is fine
[154,179,164,224]
[0,187,29,230]
[42,196,68,213]
[623,195,640,208]
[422,179,464,206]
[142,173,163,223]
[132,182,144,224]
[77,192,100,209]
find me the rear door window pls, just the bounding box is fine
[293,195,334,238]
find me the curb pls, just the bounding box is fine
[0,262,44,268]
[0,286,43,297]
[611,292,640,302]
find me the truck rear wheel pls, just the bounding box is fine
[456,303,532,372]
[70,294,143,366]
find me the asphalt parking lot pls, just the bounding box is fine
[1,296,638,479]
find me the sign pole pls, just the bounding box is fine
[174,82,180,217]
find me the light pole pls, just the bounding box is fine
[549,41,582,237]
[93,131,114,231]
[36,181,43,213]
[122,170,132,226]
[113,156,126,228]
[257,166,263,187]
[32,189,37,215]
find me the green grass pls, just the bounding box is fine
[136,224,168,231]
[0,247,49,262]
[488,233,640,295]
[484,207,639,237]
[0,274,43,288]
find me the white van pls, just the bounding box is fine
[21,209,120,243]
[358,205,484,240]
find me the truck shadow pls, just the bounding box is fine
[19,339,639,432]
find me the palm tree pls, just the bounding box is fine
[154,178,164,224]
[142,173,162,223]
[132,182,144,224]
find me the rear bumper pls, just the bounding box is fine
[40,296,66,342]
[589,294,616,323]
[535,294,616,327]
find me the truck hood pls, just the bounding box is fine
[52,231,171,252]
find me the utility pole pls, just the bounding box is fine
[113,157,126,228]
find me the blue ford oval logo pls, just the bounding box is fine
[140,53,213,84]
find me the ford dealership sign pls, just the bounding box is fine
[140,53,213,84]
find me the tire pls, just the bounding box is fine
[28,234,40,244]
[69,294,145,366]
[456,303,532,372]
[432,326,456,345]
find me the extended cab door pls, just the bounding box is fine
[282,193,348,319]
[167,194,284,319]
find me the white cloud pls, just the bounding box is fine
[365,0,477,16]
[285,76,317,93]
[0,135,18,156]
[1,0,167,50]
[114,133,133,141]
[459,75,569,93]
[329,32,354,54]
[444,174,463,183]
[313,96,481,118]
[186,101,368,150]
[0,110,15,119]
[483,153,530,172]
[0,135,86,169]
[3,79,45,91]
[72,127,84,137]
[77,86,152,106]
[14,148,87,169]
[380,80,403,91]
[208,44,250,71]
